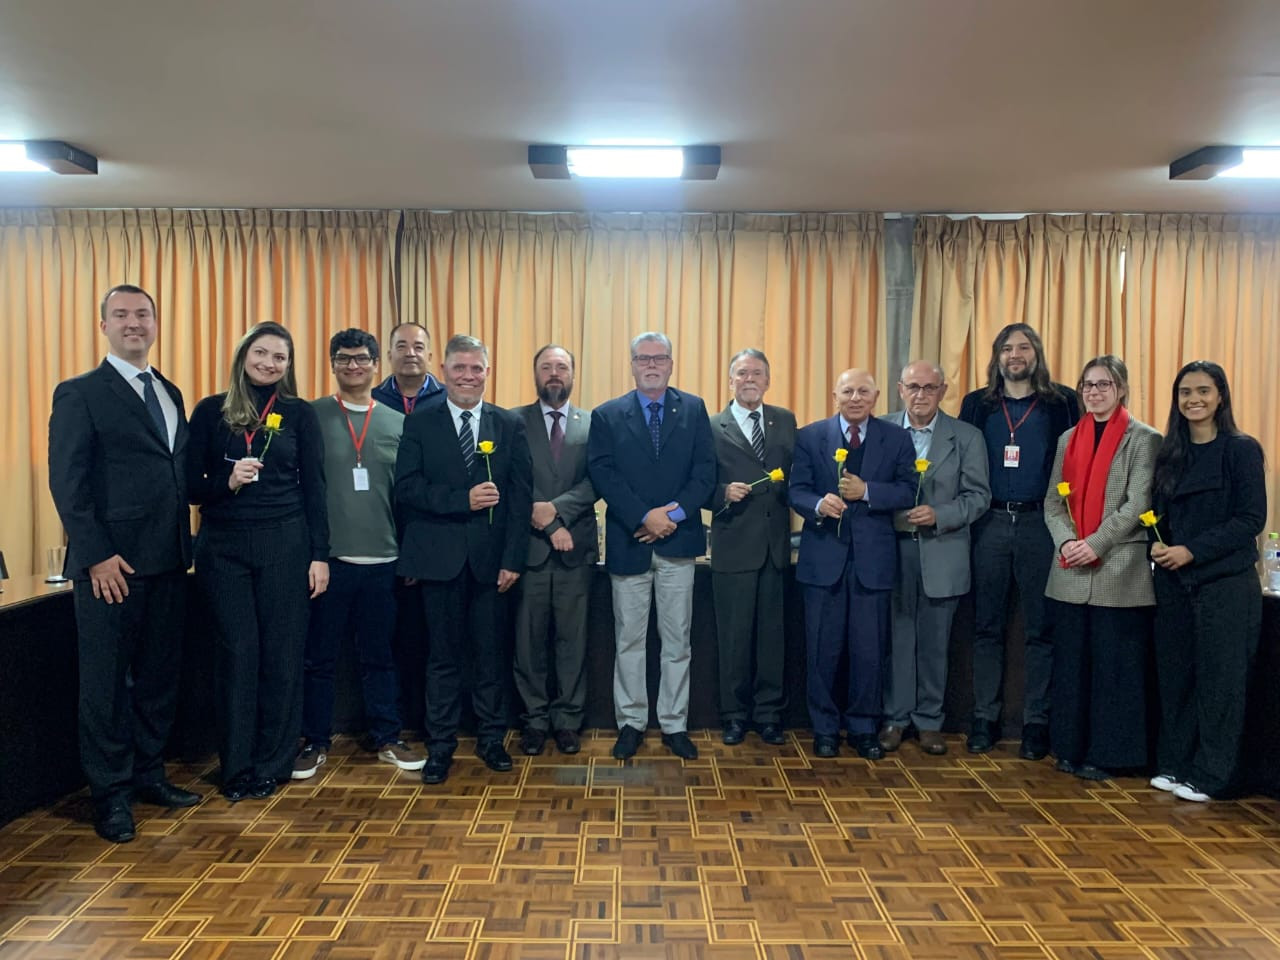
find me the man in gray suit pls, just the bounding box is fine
[513,345,598,756]
[879,361,990,755]
[708,349,796,746]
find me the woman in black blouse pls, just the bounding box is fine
[1148,361,1266,802]
[188,321,329,801]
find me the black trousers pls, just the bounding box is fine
[420,566,509,755]
[196,515,312,783]
[1047,599,1153,770]
[711,563,787,725]
[1153,567,1261,796]
[73,570,185,801]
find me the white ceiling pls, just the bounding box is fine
[3,0,1280,213]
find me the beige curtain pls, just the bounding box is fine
[1,208,397,577]
[398,211,886,423]
[1122,214,1280,532]
[911,214,1126,413]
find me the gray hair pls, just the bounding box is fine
[630,331,672,357]
[899,360,945,383]
[444,333,488,364]
[728,348,770,377]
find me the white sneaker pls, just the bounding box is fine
[378,740,426,771]
[291,744,326,780]
[1149,774,1181,792]
[1173,783,1211,803]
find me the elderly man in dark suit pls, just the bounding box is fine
[394,334,532,785]
[588,332,717,761]
[514,345,597,757]
[707,348,796,746]
[790,368,917,760]
[48,284,200,844]
[878,361,990,755]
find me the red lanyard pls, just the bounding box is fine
[336,396,374,466]
[401,394,416,415]
[244,393,278,455]
[1000,396,1039,443]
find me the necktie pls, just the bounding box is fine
[137,371,168,446]
[846,424,862,451]
[647,401,662,455]
[458,410,475,473]
[748,410,765,461]
[548,410,565,462]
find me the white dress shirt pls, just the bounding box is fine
[446,398,482,447]
[105,352,178,450]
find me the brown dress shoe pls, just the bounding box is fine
[878,723,905,752]
[918,730,947,755]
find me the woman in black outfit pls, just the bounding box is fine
[188,321,329,801]
[1148,361,1266,802]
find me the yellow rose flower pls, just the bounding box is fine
[915,459,930,474]
[477,440,495,455]
[264,412,283,431]
[768,467,785,483]
[1056,481,1071,497]
[1139,510,1158,527]
[833,448,848,464]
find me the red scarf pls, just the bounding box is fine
[1060,405,1130,540]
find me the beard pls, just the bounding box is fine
[1001,361,1034,382]
[537,381,571,406]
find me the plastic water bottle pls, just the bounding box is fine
[1265,532,1280,594]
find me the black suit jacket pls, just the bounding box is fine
[518,402,598,569]
[48,360,192,579]
[706,403,796,573]
[394,400,532,582]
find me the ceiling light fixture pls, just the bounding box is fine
[1169,145,1280,180]
[0,140,98,175]
[528,144,720,180]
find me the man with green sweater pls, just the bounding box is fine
[293,329,425,779]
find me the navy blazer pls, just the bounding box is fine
[788,414,917,589]
[587,387,717,575]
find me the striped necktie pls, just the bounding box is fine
[458,410,475,473]
[748,410,765,461]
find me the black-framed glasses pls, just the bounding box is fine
[1081,379,1115,392]
[632,354,671,367]
[901,382,942,395]
[332,354,375,367]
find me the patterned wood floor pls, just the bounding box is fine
[2,732,1279,959]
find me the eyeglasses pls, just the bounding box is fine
[901,382,942,395]
[1080,380,1115,393]
[632,354,671,367]
[332,355,375,367]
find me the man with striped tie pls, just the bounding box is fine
[393,334,532,785]
[707,349,797,747]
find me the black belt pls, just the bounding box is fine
[991,499,1043,513]
[895,530,920,540]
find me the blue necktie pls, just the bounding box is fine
[137,372,168,446]
[647,401,662,455]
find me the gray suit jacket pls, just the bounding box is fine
[1044,415,1161,607]
[519,402,598,568]
[879,410,990,598]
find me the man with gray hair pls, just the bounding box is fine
[588,332,717,761]
[877,361,990,755]
[707,349,796,746]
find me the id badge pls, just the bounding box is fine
[1003,444,1021,468]
[352,467,370,491]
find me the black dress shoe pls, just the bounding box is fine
[476,740,513,772]
[661,731,699,759]
[966,720,999,754]
[422,753,453,785]
[758,723,786,746]
[612,725,645,760]
[554,729,581,754]
[813,734,840,758]
[221,774,253,802]
[1019,722,1049,761]
[851,733,885,760]
[1055,758,1079,775]
[93,799,135,844]
[722,719,747,745]
[520,728,547,756]
[134,781,202,808]
[1075,763,1110,781]
[248,777,277,799]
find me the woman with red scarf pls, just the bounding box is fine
[1042,356,1162,781]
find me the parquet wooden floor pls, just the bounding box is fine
[2,732,1279,959]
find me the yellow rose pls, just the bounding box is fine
[915,459,930,474]
[833,448,848,464]
[477,440,495,455]
[768,467,785,483]
[1139,510,1159,527]
[264,412,283,431]
[1056,481,1071,497]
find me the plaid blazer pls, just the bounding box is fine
[1043,415,1162,608]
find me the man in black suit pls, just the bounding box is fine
[588,332,717,761]
[394,334,532,785]
[707,349,796,746]
[513,345,597,757]
[48,284,200,844]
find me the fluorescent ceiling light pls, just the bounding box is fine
[529,144,721,180]
[1169,145,1280,180]
[0,140,98,175]
[0,142,50,173]
[1218,148,1280,179]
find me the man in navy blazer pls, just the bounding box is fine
[789,368,917,760]
[48,284,200,844]
[587,332,716,761]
